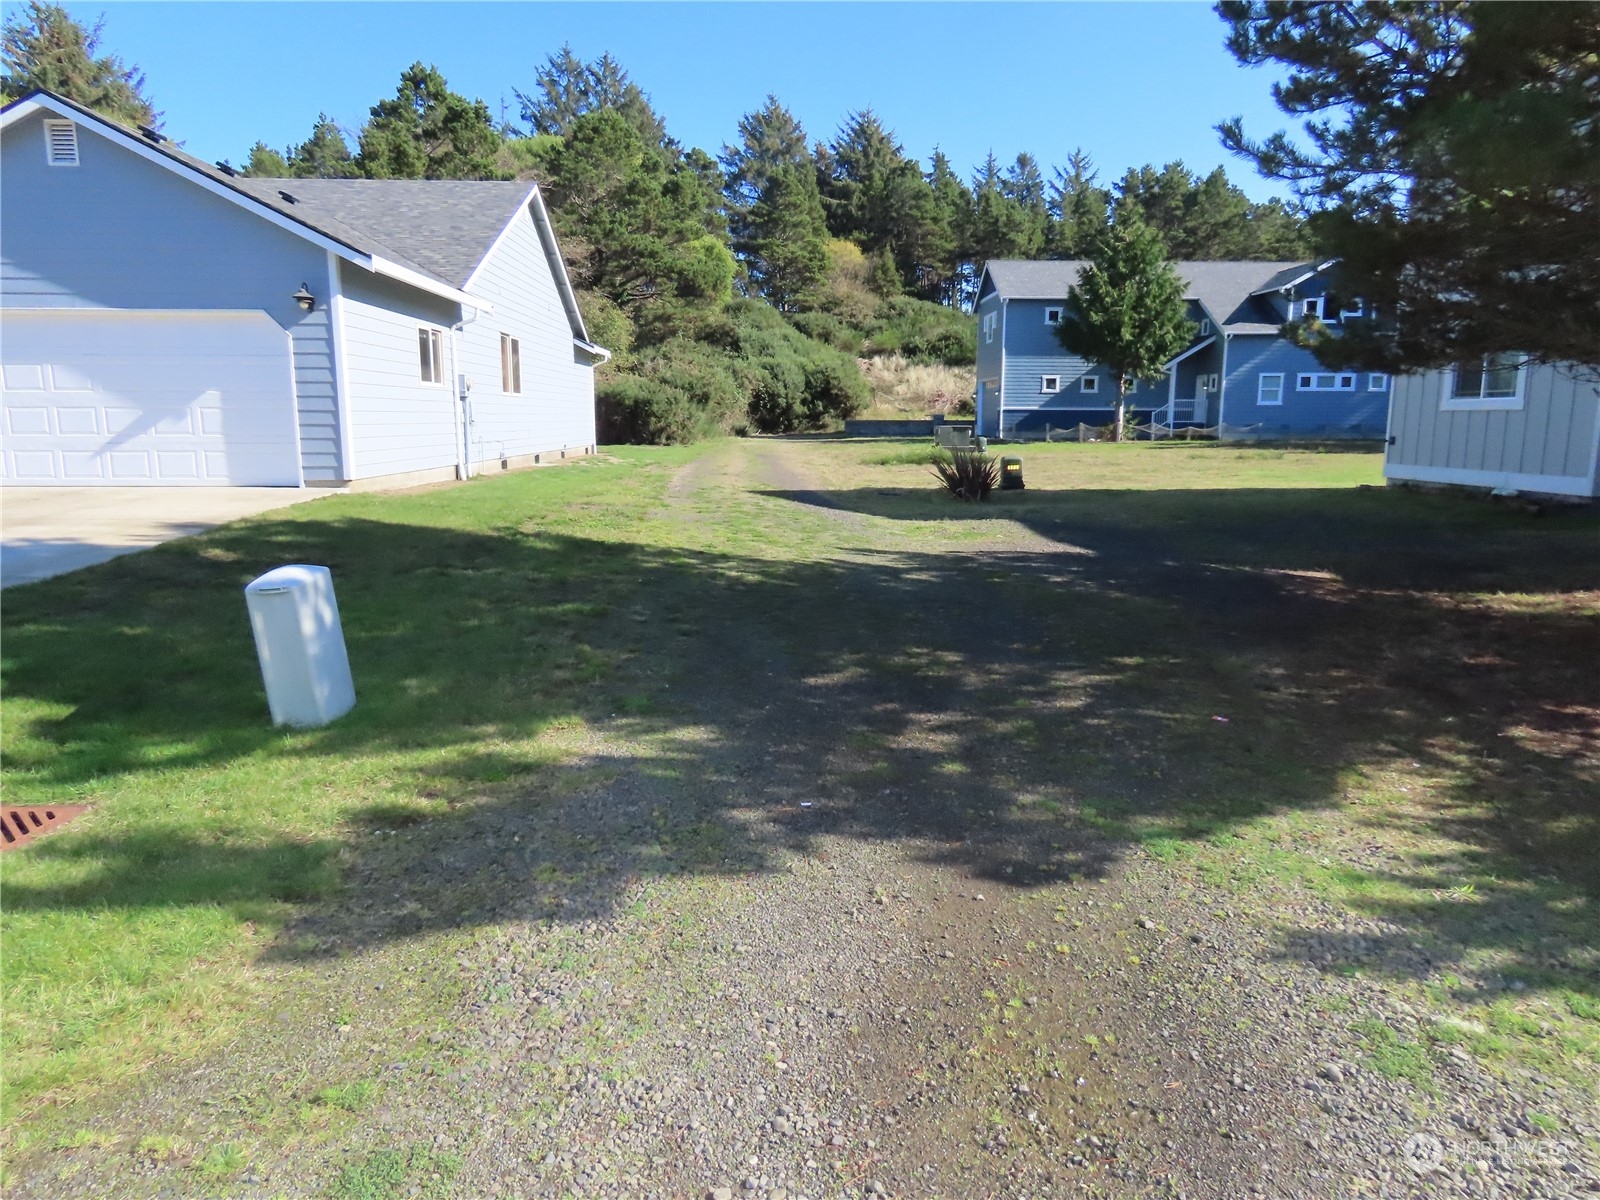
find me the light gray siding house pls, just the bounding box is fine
[1,90,606,489]
[975,259,1391,441]
[1385,357,1600,499]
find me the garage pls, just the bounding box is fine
[1,309,302,486]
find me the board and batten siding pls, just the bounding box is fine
[336,266,463,480]
[456,200,596,464]
[1385,364,1600,498]
[0,110,343,480]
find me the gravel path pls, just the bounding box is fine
[11,440,1596,1199]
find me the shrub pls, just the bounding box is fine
[865,297,976,366]
[787,310,863,354]
[597,341,744,444]
[932,449,999,501]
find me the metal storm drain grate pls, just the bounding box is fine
[1,805,88,852]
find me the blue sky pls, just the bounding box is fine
[50,2,1297,202]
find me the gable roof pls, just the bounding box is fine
[980,258,1330,336]
[0,89,599,348]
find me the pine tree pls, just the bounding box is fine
[1047,151,1110,259]
[923,148,974,304]
[356,63,505,180]
[1,1,156,127]
[721,96,812,268]
[241,142,290,178]
[747,164,829,310]
[1055,212,1195,441]
[969,152,1044,263]
[514,44,666,145]
[289,114,356,179]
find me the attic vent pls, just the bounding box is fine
[278,189,298,204]
[43,119,79,167]
[138,124,166,143]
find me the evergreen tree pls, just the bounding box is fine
[1002,152,1050,256]
[721,96,812,268]
[356,63,505,180]
[1113,161,1195,250]
[1055,212,1195,441]
[515,44,666,146]
[0,1,156,127]
[817,109,941,287]
[747,164,829,310]
[289,114,356,179]
[922,148,974,304]
[1047,150,1110,259]
[1219,0,1600,370]
[241,142,290,178]
[1180,167,1251,258]
[969,151,1044,263]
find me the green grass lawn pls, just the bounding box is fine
[3,438,1597,1133]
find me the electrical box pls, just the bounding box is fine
[243,564,356,728]
[1000,456,1025,490]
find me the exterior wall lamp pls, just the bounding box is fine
[293,283,316,313]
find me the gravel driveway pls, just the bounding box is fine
[8,441,1595,1200]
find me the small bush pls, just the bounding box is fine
[867,297,976,366]
[932,448,999,501]
[787,310,862,353]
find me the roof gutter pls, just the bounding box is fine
[369,255,488,311]
[574,338,612,364]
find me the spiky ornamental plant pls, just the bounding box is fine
[1055,212,1195,441]
[932,448,999,501]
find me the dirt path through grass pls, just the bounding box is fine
[4,438,1596,1199]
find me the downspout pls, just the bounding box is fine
[1217,333,1232,434]
[998,297,1008,439]
[452,305,484,479]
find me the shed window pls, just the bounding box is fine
[1079,375,1099,394]
[1044,307,1063,325]
[1301,297,1324,319]
[43,119,79,167]
[1258,373,1284,405]
[1297,372,1356,391]
[1040,375,1061,394]
[1444,353,1525,409]
[1368,373,1388,391]
[501,334,521,394]
[418,328,444,384]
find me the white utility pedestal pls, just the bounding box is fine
[243,564,356,727]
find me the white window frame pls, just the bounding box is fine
[1198,318,1212,336]
[1341,300,1366,322]
[418,326,445,385]
[1044,306,1063,325]
[43,119,79,167]
[1296,371,1356,392]
[1125,378,1137,394]
[1079,375,1100,395]
[1040,375,1061,394]
[501,333,522,394]
[982,311,996,344]
[1301,297,1324,320]
[1367,373,1388,391]
[1442,353,1527,411]
[1258,373,1284,405]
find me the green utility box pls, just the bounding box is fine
[1000,456,1025,490]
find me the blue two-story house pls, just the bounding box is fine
[974,259,1391,440]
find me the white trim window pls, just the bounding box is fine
[1079,375,1100,394]
[1297,371,1356,391]
[1044,306,1063,325]
[1198,318,1212,336]
[1040,374,1061,394]
[1125,378,1137,394]
[43,119,79,166]
[1367,372,1388,391]
[501,333,522,394]
[1258,373,1284,405]
[418,327,445,385]
[1300,297,1324,320]
[1444,352,1526,410]
[982,311,997,344]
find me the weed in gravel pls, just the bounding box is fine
[196,1142,248,1180]
[1351,1018,1436,1090]
[330,1144,461,1200]
[314,1080,376,1112]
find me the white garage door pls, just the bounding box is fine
[1,309,302,486]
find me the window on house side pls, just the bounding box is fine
[501,334,522,394]
[1258,373,1284,405]
[1198,319,1212,336]
[1080,376,1099,394]
[1368,373,1388,391]
[1040,375,1060,393]
[418,328,443,384]
[1044,307,1063,325]
[1448,353,1524,405]
[1301,297,1323,319]
[1296,372,1355,391]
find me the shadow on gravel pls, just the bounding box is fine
[4,482,1597,1000]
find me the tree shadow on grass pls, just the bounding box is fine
[2,484,1597,1004]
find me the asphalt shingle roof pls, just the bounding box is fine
[3,90,532,292]
[233,179,535,288]
[983,258,1318,335]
